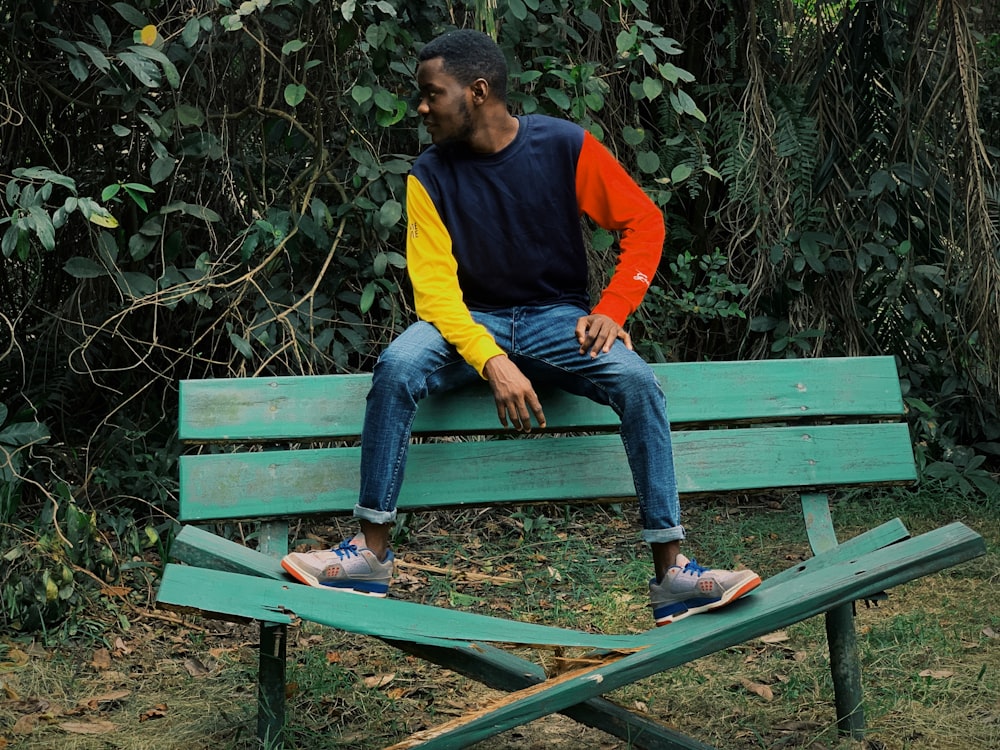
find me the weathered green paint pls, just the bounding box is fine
[159,523,983,651]
[157,524,985,749]
[178,423,916,522]
[761,517,908,584]
[154,355,980,749]
[170,525,288,579]
[802,493,840,554]
[178,356,904,442]
[257,520,289,558]
[389,524,985,749]
[390,640,718,750]
[159,562,644,650]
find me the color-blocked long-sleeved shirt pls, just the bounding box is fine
[406,114,665,376]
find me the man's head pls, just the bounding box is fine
[415,30,510,148]
[417,29,508,103]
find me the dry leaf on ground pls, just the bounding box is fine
[76,690,130,711]
[759,631,790,644]
[739,677,774,700]
[364,673,395,689]
[59,720,117,735]
[774,720,822,732]
[91,649,112,670]
[0,648,29,671]
[918,669,954,679]
[139,704,168,722]
[183,656,212,677]
[12,714,41,734]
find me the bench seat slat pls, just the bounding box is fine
[158,522,984,650]
[179,357,904,442]
[171,517,910,586]
[178,422,916,522]
[381,523,986,749]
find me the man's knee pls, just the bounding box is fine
[608,348,657,384]
[607,353,664,405]
[370,321,460,400]
[371,358,421,407]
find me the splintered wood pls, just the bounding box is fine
[549,647,644,677]
[382,647,646,749]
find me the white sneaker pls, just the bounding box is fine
[281,533,393,597]
[649,554,761,626]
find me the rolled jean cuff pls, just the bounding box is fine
[641,525,686,544]
[353,504,397,525]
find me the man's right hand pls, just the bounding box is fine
[482,355,546,432]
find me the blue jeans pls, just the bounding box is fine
[354,304,685,544]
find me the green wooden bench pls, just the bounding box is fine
[155,356,986,749]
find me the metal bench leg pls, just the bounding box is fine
[257,520,290,748]
[801,493,866,739]
[826,604,865,738]
[390,639,718,750]
[259,622,287,748]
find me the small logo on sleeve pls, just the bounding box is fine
[633,271,650,286]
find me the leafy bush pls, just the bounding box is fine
[0,401,49,523]
[1,0,721,629]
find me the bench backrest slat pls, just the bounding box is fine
[178,357,904,442]
[178,422,916,522]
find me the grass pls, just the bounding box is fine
[0,485,997,749]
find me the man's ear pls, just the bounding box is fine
[469,77,489,104]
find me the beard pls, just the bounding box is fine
[434,98,475,147]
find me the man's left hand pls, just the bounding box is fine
[575,313,633,358]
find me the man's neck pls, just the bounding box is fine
[468,112,520,154]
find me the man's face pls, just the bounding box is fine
[416,57,475,146]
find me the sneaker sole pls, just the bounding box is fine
[281,558,390,598]
[655,573,762,626]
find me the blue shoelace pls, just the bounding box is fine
[332,539,360,559]
[682,558,708,576]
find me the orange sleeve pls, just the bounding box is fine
[575,131,665,324]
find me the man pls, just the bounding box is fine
[282,29,761,625]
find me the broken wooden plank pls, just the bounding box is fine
[391,639,718,750]
[379,522,984,749]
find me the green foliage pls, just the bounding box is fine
[1,167,118,258]
[0,0,713,416]
[0,483,173,634]
[979,29,1000,145]
[1,489,114,634]
[700,0,1000,494]
[0,402,49,523]
[631,247,749,362]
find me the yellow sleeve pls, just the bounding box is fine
[406,175,505,377]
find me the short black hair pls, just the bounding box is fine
[418,29,508,102]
